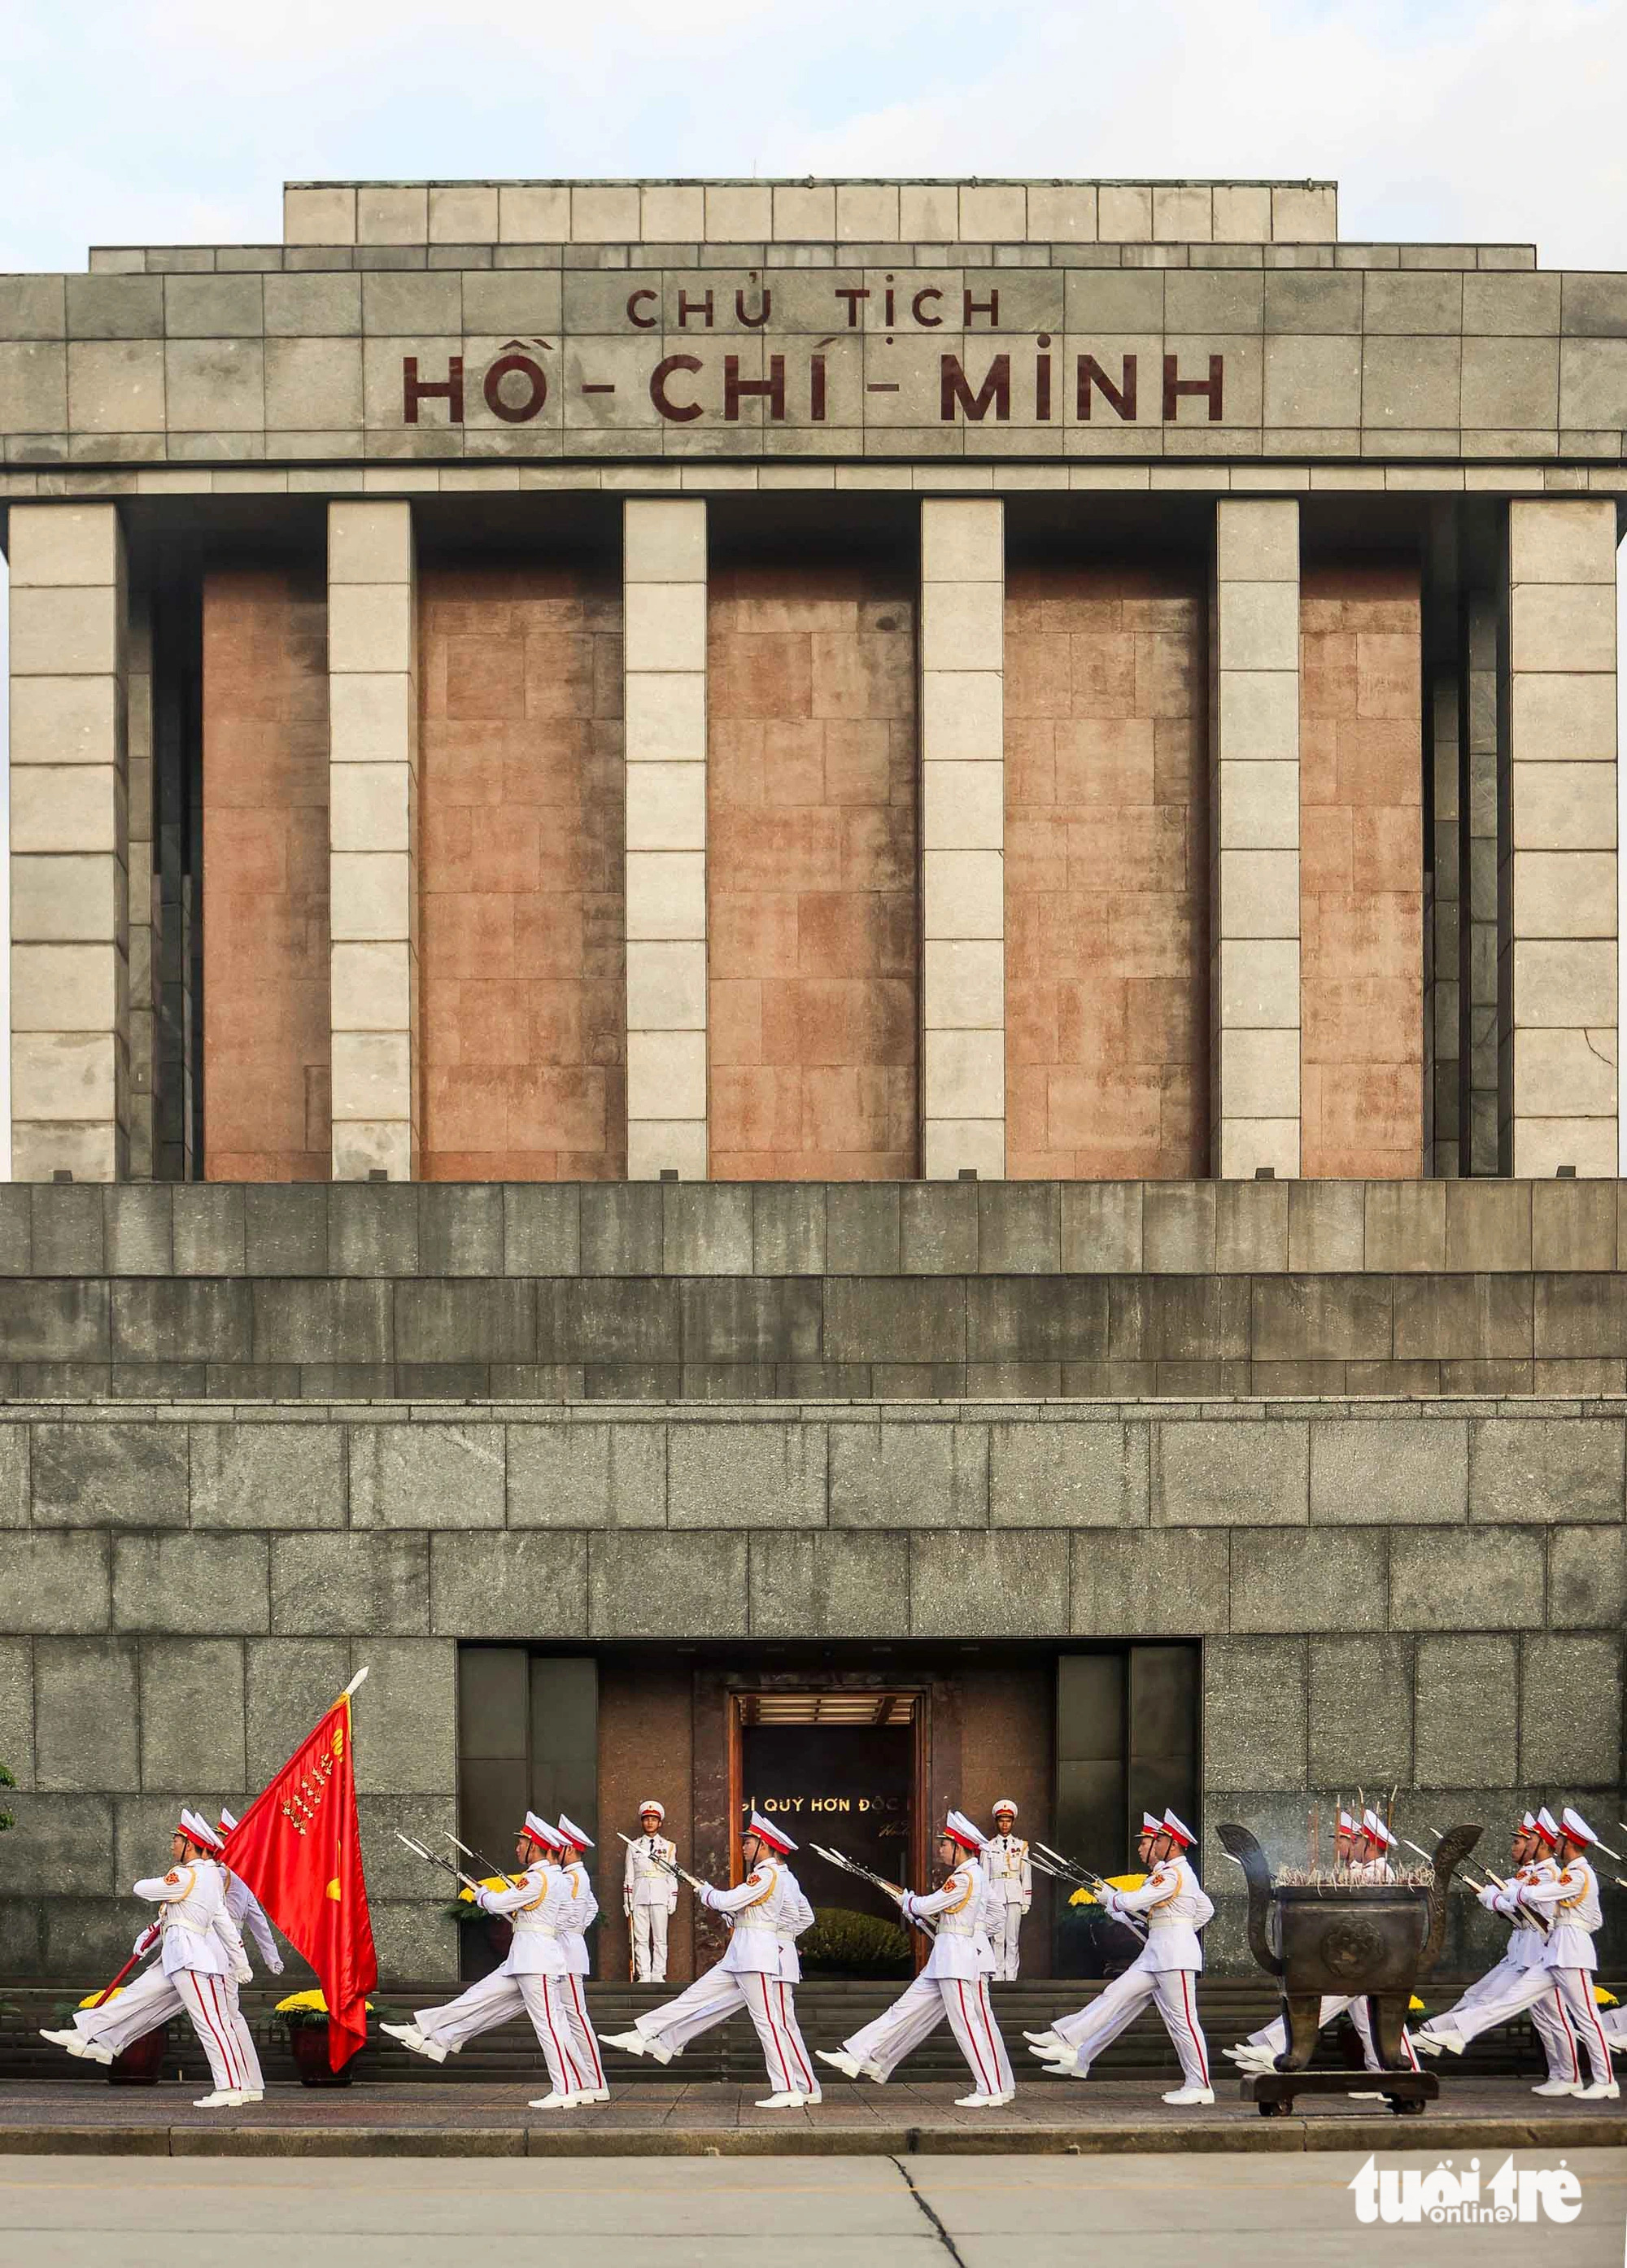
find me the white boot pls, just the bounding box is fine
[1023,2029,1063,2050]
[528,2091,582,2110]
[954,2090,1006,2108]
[817,2048,864,2080]
[1533,2078,1581,2096]
[597,2030,646,2057]
[1577,2078,1620,2099]
[1162,2086,1216,2105]
[191,2090,246,2109]
[577,2087,610,2104]
[754,2091,808,2109]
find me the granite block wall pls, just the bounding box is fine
[0,1391,1618,1981]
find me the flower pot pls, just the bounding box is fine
[107,2024,170,2087]
[286,2018,355,2087]
[484,1917,513,1962]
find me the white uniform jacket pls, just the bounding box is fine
[223,1869,281,1973]
[1491,1861,1553,1969]
[984,1834,1032,1910]
[625,1834,678,1911]
[696,1859,800,1977]
[902,1860,995,1981]
[1102,1857,1213,1972]
[776,1880,815,1983]
[559,1859,600,1976]
[475,1861,580,1978]
[132,1858,245,1980]
[1510,1856,1603,1971]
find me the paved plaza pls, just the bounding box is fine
[1,2147,1624,2268]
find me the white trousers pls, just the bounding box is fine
[1247,1995,1420,2073]
[988,1903,1024,1981]
[1054,1949,1210,2091]
[843,1971,1014,2097]
[561,1974,605,2091]
[637,1965,816,2096]
[74,1963,261,2091]
[173,1969,260,2095]
[631,1902,670,1982]
[1434,1955,1579,2083]
[1430,1965,1611,2088]
[416,1969,587,2096]
[1603,2005,1626,2051]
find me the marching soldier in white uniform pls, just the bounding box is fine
[983,1799,1032,1981]
[1405,1811,1581,2095]
[1029,1809,1215,2105]
[624,1799,678,1982]
[1415,1805,1617,2096]
[552,1814,608,2106]
[818,1811,1015,2109]
[600,1812,818,2106]
[1228,1808,1420,2090]
[382,1812,591,2107]
[216,1806,283,1986]
[43,1809,260,2108]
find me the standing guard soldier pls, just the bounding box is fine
[984,1799,1032,1981]
[625,1800,678,1982]
[1028,1808,1214,2105]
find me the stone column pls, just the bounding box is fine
[919,497,1005,1180]
[1428,666,1459,1176]
[328,501,418,1181]
[125,589,157,1180]
[1211,499,1301,1178]
[1462,591,1499,1173]
[1503,498,1618,1175]
[8,503,130,1182]
[623,497,708,1181]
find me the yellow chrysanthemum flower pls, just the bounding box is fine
[273,1987,374,2016]
[456,1874,512,1904]
[1594,1985,1618,2008]
[77,1988,121,2008]
[1069,1871,1148,1908]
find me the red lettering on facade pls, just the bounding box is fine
[962,290,999,327]
[724,354,786,421]
[911,287,944,329]
[482,353,548,424]
[940,353,1010,421]
[1077,355,1137,421]
[835,287,870,327]
[650,354,704,421]
[1162,353,1224,421]
[403,355,465,424]
[677,290,714,329]
[735,288,771,329]
[626,289,659,329]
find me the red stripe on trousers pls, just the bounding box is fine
[197,1973,241,2091]
[1554,1987,1581,2081]
[954,1980,993,2096]
[1178,1972,1209,2087]
[1568,1972,1612,2080]
[569,1978,604,2087]
[748,1977,792,2093]
[777,1982,814,2093]
[539,1982,582,2092]
[972,1980,1005,2093]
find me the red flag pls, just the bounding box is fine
[223,1677,377,2070]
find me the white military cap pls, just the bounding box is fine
[1141,1810,1163,1834]
[637,1799,665,1821]
[1535,1807,1561,1849]
[217,1806,238,1837]
[1560,1806,1598,1846]
[521,1810,561,1850]
[1161,1808,1197,1849]
[944,1809,985,1852]
[556,1814,595,1851]
[1337,1809,1356,1831]
[181,1808,222,1849]
[991,1797,1018,1817]
[748,1810,796,1853]
[1521,1810,1537,1831]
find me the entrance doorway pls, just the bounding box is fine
[730,1689,927,1974]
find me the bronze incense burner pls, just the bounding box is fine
[1219,1821,1481,2073]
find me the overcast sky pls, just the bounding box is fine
[2,0,1626,1171]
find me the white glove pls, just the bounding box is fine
[1477,1882,1501,1910]
[233,1956,253,1985]
[268,1953,285,1975]
[133,1922,159,1957]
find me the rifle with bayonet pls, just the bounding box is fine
[443,1829,520,1888]
[1032,1839,1149,1943]
[809,1843,937,1936]
[395,1828,487,1895]
[1406,1829,1550,1937]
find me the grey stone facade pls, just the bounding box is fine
[0,1377,1620,1981]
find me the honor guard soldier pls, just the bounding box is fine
[1029,1808,1215,2105]
[819,1810,1014,2109]
[1403,1812,1581,2096]
[43,1808,260,2108]
[601,1812,818,2106]
[1415,1805,1617,2097]
[984,1799,1032,1981]
[217,1806,284,1984]
[383,1812,591,2108]
[625,1800,678,1981]
[551,1814,608,2107]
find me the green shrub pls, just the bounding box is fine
[799,1905,911,1978]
